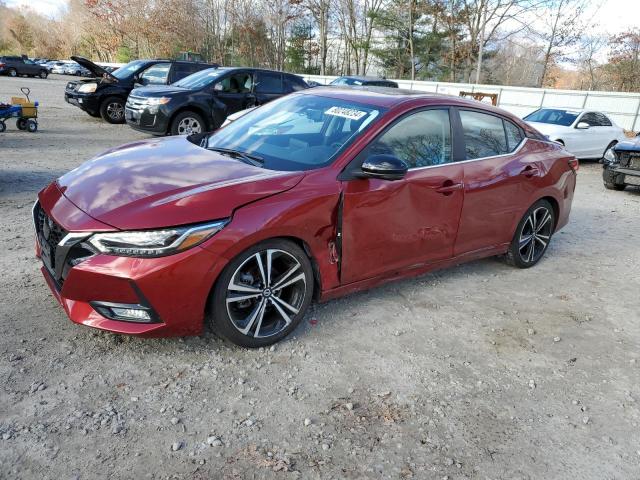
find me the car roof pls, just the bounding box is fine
[300,85,508,110]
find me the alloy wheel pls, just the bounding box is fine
[518,206,553,263]
[177,117,202,135]
[226,249,307,339]
[106,102,124,121]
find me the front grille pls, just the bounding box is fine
[33,201,95,288]
[34,202,67,254]
[126,95,149,112]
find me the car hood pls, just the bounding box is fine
[56,136,305,230]
[130,85,189,98]
[71,56,117,82]
[614,136,640,152]
[524,121,570,137]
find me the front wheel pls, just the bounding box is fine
[505,200,555,268]
[210,239,314,348]
[39,70,48,79]
[100,96,125,124]
[0,121,5,132]
[170,111,204,136]
[26,119,37,132]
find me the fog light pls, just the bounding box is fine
[90,301,158,323]
[110,307,151,321]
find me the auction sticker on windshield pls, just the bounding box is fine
[325,106,367,120]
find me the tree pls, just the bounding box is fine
[606,29,640,92]
[534,0,588,87]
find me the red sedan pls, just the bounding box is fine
[34,88,577,347]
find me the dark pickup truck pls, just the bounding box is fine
[602,134,640,191]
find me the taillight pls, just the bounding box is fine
[568,158,579,172]
[0,63,5,68]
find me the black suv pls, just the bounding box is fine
[125,67,309,135]
[602,134,640,191]
[0,56,49,78]
[64,56,217,123]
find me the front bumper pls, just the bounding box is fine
[64,91,100,115]
[35,185,225,337]
[124,103,171,135]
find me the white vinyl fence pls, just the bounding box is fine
[302,74,640,132]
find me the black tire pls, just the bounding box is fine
[0,121,5,132]
[210,239,314,348]
[603,167,626,191]
[505,199,555,269]
[100,96,125,124]
[39,70,48,79]
[170,111,205,136]
[16,118,27,130]
[26,119,37,133]
[8,68,17,77]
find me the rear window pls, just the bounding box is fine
[460,110,509,159]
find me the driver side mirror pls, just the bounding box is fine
[576,121,590,129]
[360,154,408,181]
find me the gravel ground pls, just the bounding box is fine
[1,75,639,480]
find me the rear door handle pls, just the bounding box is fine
[436,182,464,195]
[520,165,539,177]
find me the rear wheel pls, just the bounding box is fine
[26,119,37,133]
[170,111,204,136]
[8,68,17,77]
[505,200,555,268]
[210,239,314,348]
[100,96,125,124]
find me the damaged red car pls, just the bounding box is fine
[34,87,577,347]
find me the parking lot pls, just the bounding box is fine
[1,75,639,479]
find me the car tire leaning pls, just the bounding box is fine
[505,199,555,269]
[209,239,314,348]
[100,96,126,124]
[170,111,205,136]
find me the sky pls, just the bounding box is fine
[6,0,640,36]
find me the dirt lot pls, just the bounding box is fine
[1,75,639,480]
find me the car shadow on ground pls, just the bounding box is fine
[0,169,68,197]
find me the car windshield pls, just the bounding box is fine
[172,68,227,89]
[111,60,146,79]
[524,109,580,127]
[203,94,384,171]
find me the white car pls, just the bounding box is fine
[524,108,625,160]
[50,62,71,74]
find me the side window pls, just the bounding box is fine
[504,120,524,151]
[139,63,171,85]
[216,73,253,93]
[460,110,508,159]
[255,72,283,94]
[365,109,452,169]
[171,63,201,82]
[580,112,599,126]
[284,75,307,92]
[595,113,612,126]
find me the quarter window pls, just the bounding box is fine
[366,109,452,169]
[460,110,508,159]
[504,120,524,151]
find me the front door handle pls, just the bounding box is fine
[436,181,463,196]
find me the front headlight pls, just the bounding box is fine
[88,220,228,257]
[146,97,171,105]
[77,82,97,93]
[603,147,618,164]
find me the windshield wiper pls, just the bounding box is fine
[207,146,264,167]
